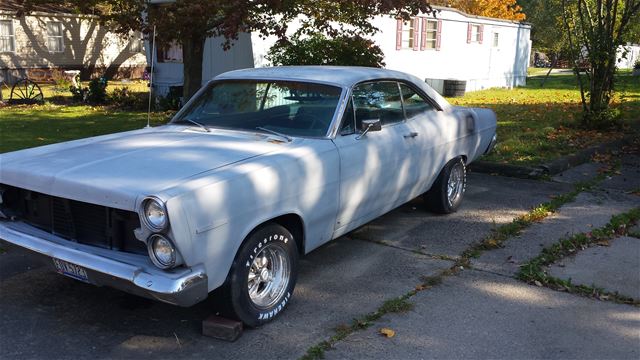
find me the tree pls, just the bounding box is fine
[267,33,386,68]
[518,0,567,54]
[21,0,434,102]
[432,0,526,21]
[561,0,640,128]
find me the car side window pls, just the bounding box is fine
[399,83,434,118]
[352,81,405,127]
[339,98,356,135]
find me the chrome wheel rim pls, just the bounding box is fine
[447,162,464,206]
[248,243,290,308]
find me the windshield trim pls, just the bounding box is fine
[169,78,347,140]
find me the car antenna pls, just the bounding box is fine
[146,25,156,129]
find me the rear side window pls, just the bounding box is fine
[352,81,405,126]
[399,83,434,118]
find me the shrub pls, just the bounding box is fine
[51,69,71,94]
[155,86,182,111]
[109,87,148,110]
[267,33,385,68]
[634,59,640,70]
[69,77,108,104]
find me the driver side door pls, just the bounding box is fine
[331,81,419,238]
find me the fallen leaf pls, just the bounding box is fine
[596,240,610,247]
[534,280,543,287]
[379,328,395,338]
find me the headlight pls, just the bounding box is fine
[148,234,176,269]
[141,197,168,231]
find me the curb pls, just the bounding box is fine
[470,135,635,179]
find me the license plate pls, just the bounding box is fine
[52,258,90,283]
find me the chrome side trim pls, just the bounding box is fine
[0,221,208,307]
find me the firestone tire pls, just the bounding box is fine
[423,157,467,214]
[226,223,298,327]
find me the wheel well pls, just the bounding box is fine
[270,214,305,255]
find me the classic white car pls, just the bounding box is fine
[0,66,496,326]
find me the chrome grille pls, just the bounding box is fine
[0,184,146,255]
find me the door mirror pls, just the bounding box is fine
[361,119,382,132]
[356,118,382,140]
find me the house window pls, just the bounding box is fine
[158,41,182,63]
[129,32,144,53]
[401,19,416,49]
[0,20,15,52]
[493,33,499,47]
[46,22,64,52]
[423,20,438,50]
[466,23,484,44]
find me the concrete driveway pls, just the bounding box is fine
[0,173,569,359]
[1,165,637,359]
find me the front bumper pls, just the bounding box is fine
[0,220,208,307]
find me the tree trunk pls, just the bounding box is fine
[182,34,206,103]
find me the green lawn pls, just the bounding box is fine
[447,72,639,165]
[1,73,638,166]
[1,80,148,102]
[0,104,171,153]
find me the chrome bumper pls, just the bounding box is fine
[0,221,208,307]
[484,133,498,155]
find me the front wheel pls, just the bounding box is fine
[225,223,298,327]
[423,157,467,214]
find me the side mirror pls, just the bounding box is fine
[361,119,382,132]
[356,118,382,140]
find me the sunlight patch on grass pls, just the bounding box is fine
[448,73,638,165]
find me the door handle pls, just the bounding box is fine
[403,132,419,139]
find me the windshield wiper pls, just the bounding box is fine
[176,118,210,132]
[255,127,292,142]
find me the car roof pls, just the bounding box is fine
[216,66,420,88]
[215,66,451,110]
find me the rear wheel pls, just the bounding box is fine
[423,157,467,214]
[225,223,298,327]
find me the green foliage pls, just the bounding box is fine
[560,0,640,128]
[267,34,385,68]
[634,59,640,69]
[87,77,108,104]
[69,77,108,104]
[108,87,148,110]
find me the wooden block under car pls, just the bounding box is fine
[202,315,243,341]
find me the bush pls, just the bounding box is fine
[69,77,108,104]
[155,86,182,111]
[266,33,385,68]
[108,87,148,110]
[87,77,108,104]
[51,69,71,94]
[634,59,640,70]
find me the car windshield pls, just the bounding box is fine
[173,80,343,138]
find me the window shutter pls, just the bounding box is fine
[436,19,442,51]
[479,24,484,44]
[396,19,402,50]
[420,18,427,51]
[412,18,420,51]
[466,22,472,44]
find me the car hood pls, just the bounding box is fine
[0,126,288,210]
